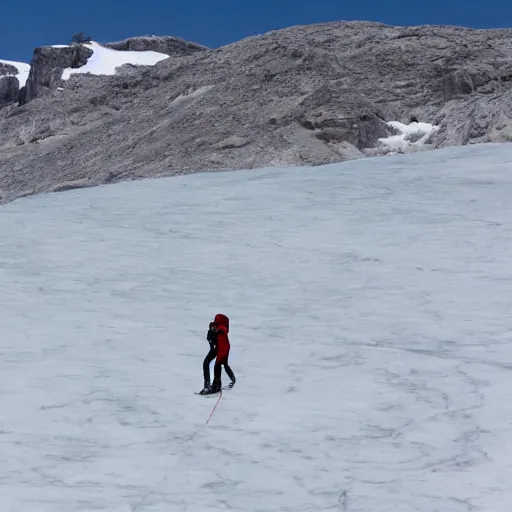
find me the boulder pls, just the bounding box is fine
[21,44,93,103]
[0,76,20,107]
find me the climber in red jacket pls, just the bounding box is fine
[200,313,236,394]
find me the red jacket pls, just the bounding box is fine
[214,314,230,363]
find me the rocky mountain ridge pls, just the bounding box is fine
[105,35,208,55]
[0,22,511,203]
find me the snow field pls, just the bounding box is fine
[0,143,512,511]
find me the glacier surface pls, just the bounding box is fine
[1,143,512,511]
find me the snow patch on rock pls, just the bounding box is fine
[62,42,169,80]
[0,59,31,87]
[378,121,439,154]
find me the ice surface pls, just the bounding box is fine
[1,143,512,511]
[61,42,168,81]
[0,58,31,87]
[379,120,439,153]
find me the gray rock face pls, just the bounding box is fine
[1,21,512,203]
[0,63,22,107]
[0,62,19,76]
[18,36,206,105]
[105,35,207,56]
[0,76,20,107]
[21,44,93,103]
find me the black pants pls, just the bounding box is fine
[213,356,235,388]
[203,347,217,386]
[204,348,235,388]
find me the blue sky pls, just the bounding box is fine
[1,0,511,62]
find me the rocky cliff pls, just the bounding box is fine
[0,62,21,107]
[0,76,19,108]
[105,35,207,55]
[0,62,19,76]
[20,44,94,103]
[0,22,511,203]
[19,35,206,104]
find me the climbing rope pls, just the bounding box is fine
[205,389,223,426]
[132,390,223,511]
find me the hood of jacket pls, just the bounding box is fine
[214,314,229,332]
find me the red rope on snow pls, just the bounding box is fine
[133,389,222,511]
[205,390,223,426]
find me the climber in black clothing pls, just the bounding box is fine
[201,317,236,394]
[202,322,218,392]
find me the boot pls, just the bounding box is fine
[225,364,236,389]
[210,379,222,393]
[199,381,211,395]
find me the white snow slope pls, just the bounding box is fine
[1,143,512,512]
[62,42,168,80]
[0,58,31,87]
